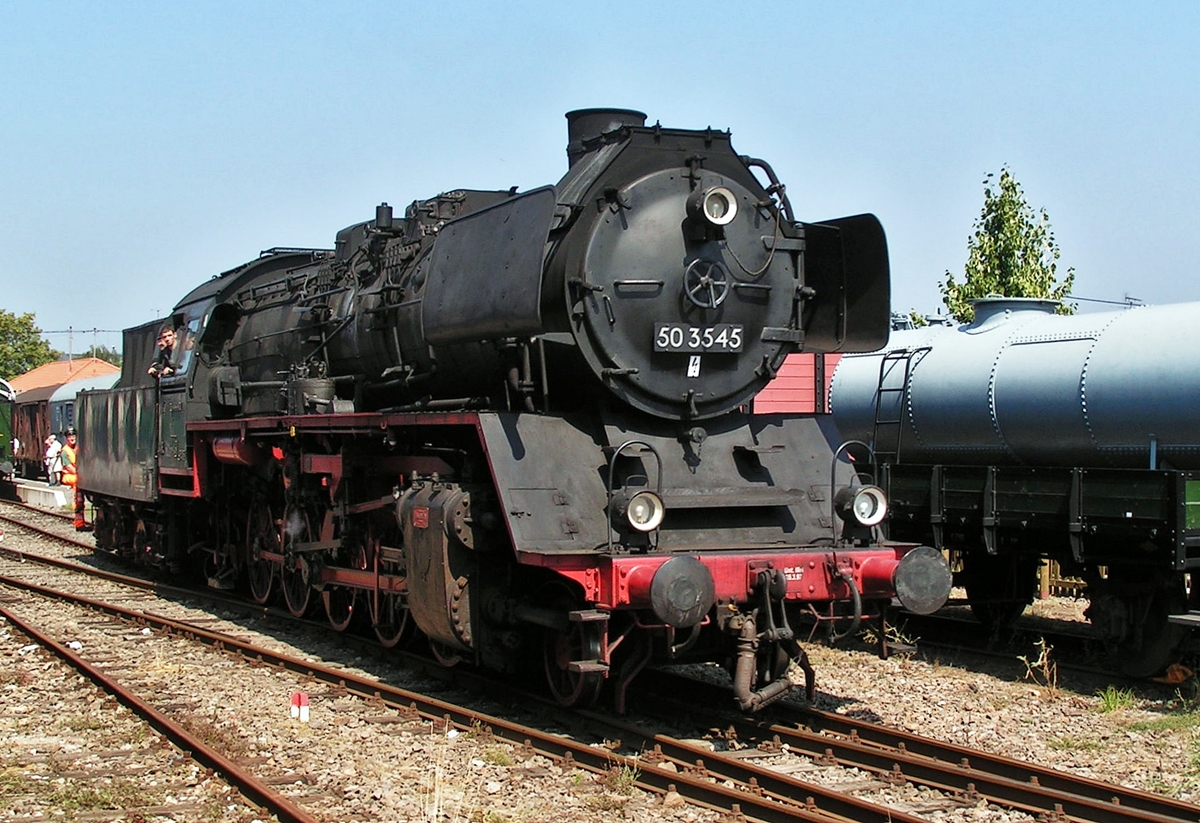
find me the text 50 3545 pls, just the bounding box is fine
[654,323,744,353]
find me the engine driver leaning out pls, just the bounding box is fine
[148,326,176,378]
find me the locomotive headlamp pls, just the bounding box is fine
[834,484,888,528]
[612,489,666,532]
[687,186,739,227]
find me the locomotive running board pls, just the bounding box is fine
[661,488,807,508]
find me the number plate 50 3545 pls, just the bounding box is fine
[654,323,744,353]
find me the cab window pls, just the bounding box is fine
[170,316,202,374]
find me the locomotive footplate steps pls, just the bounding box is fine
[565,609,609,674]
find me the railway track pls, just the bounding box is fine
[0,532,901,821]
[901,607,1117,673]
[0,603,319,823]
[0,596,266,821]
[4,501,1198,822]
[0,528,831,822]
[625,669,1200,823]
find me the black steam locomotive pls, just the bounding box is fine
[78,109,951,711]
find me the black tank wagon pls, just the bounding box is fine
[831,297,1200,677]
[78,109,951,711]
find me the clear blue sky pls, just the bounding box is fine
[3,1,1197,353]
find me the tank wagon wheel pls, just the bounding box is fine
[1117,583,1189,679]
[245,502,279,605]
[542,593,605,708]
[963,554,1040,631]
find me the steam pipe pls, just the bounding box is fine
[382,397,493,413]
[827,569,863,642]
[741,156,795,223]
[731,613,795,712]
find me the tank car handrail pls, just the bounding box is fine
[606,439,664,552]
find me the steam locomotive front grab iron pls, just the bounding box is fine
[78,109,951,711]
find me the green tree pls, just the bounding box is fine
[940,167,1075,323]
[82,344,123,368]
[0,310,57,379]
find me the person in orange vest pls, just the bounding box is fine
[60,428,87,530]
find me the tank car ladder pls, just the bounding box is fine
[869,346,928,466]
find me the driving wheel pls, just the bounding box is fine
[372,591,412,648]
[430,640,463,667]
[245,502,279,605]
[323,587,358,632]
[280,504,313,617]
[324,533,367,632]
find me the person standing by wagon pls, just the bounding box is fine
[60,428,86,530]
[44,433,62,485]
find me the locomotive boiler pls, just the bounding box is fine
[830,297,1200,676]
[78,109,951,711]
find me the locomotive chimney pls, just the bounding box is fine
[375,202,393,230]
[565,108,647,167]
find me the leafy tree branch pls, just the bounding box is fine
[0,310,57,379]
[941,167,1075,323]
